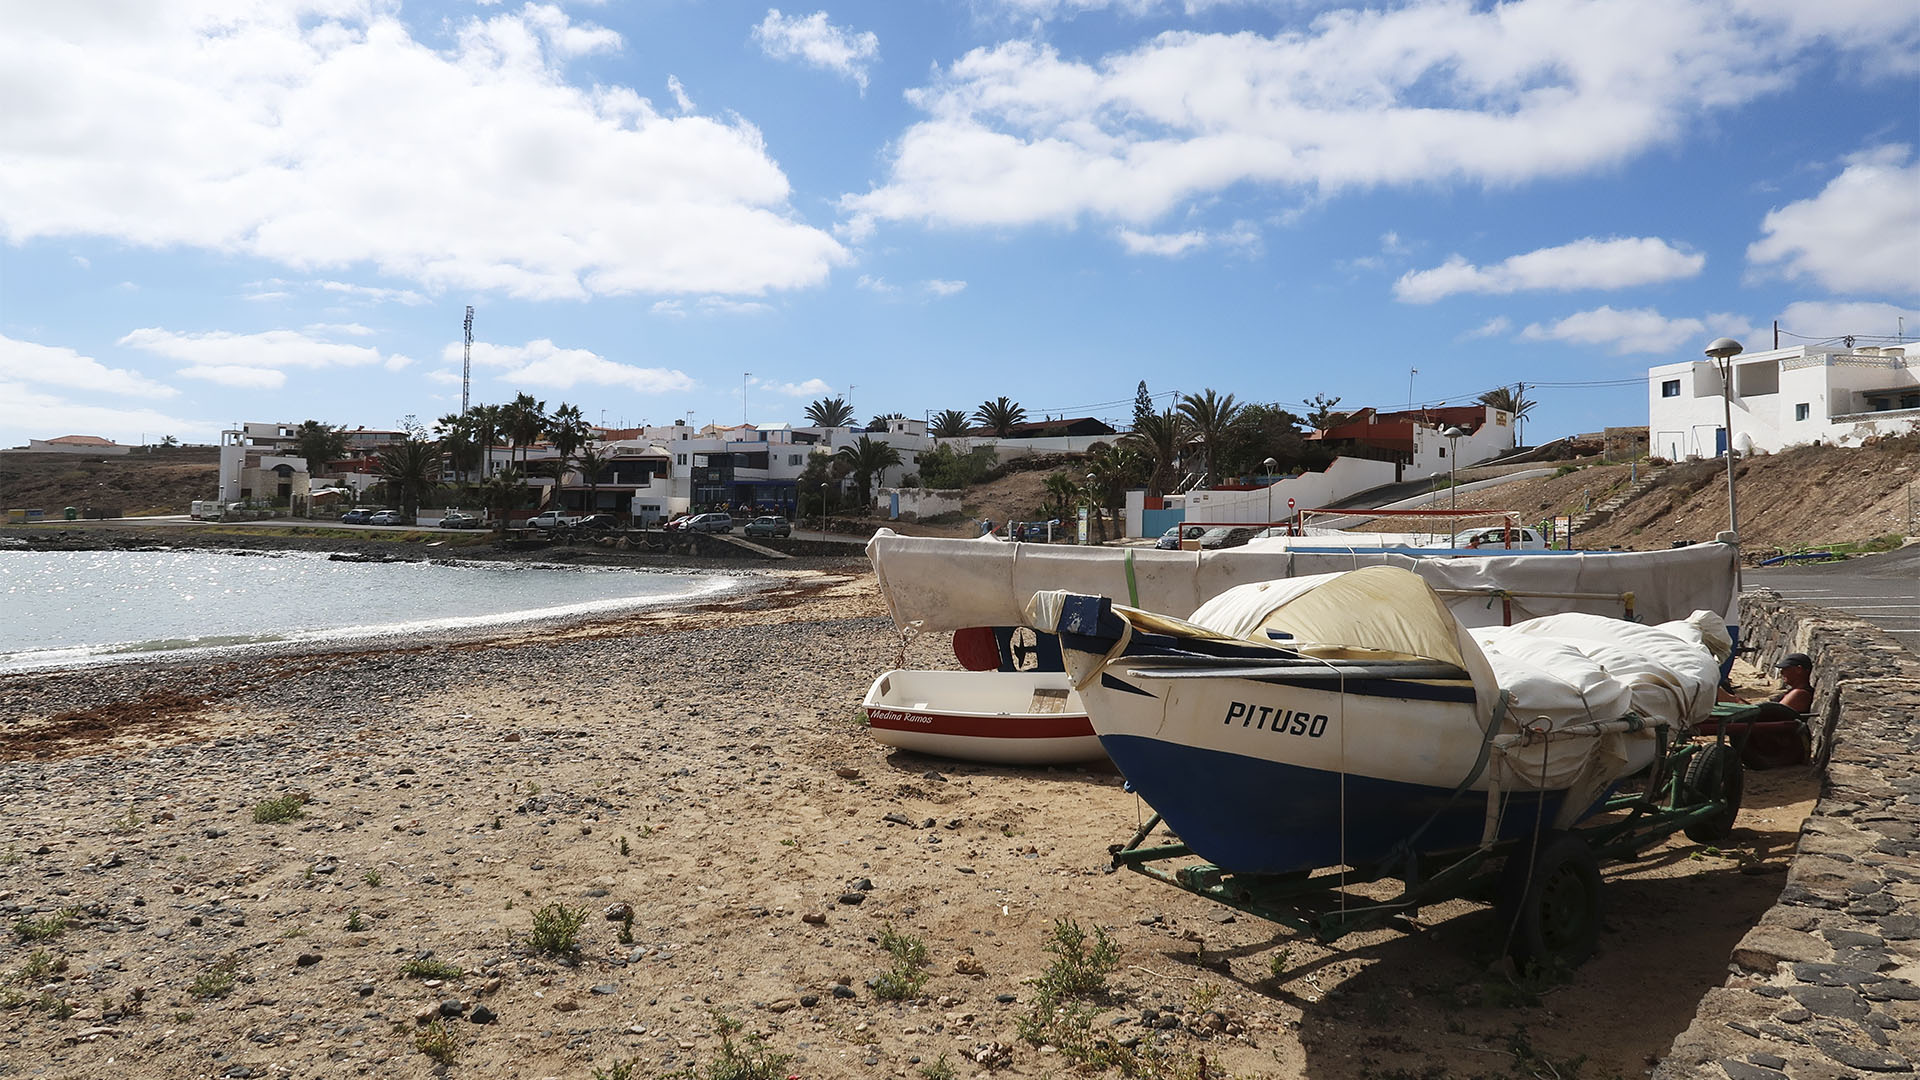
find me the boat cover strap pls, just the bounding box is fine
[1381,689,1511,878]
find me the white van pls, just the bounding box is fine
[1447,526,1547,550]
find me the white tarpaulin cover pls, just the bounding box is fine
[866,531,1738,635]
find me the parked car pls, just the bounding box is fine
[1447,526,1548,551]
[526,511,580,530]
[573,514,618,531]
[679,512,733,533]
[438,509,483,529]
[744,515,791,538]
[368,509,404,526]
[1155,525,1183,550]
[340,508,374,524]
[1195,525,1259,550]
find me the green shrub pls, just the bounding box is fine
[528,903,587,955]
[872,923,930,1001]
[253,794,306,823]
[400,956,463,980]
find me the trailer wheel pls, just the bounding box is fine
[1682,743,1745,844]
[1498,831,1603,971]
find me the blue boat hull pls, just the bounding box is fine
[1103,732,1566,875]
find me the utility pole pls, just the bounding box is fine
[462,306,474,415]
[744,372,751,428]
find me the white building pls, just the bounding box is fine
[1648,344,1918,459]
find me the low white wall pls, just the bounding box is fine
[1177,457,1399,527]
[880,487,966,519]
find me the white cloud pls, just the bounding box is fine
[244,289,291,302]
[0,381,211,447]
[318,281,429,306]
[180,364,289,389]
[1460,316,1512,340]
[1116,222,1259,257]
[842,3,1918,238]
[923,279,967,296]
[1519,306,1750,355]
[1395,237,1705,303]
[2,4,845,300]
[1747,146,1920,299]
[649,296,775,316]
[456,339,695,394]
[71,255,89,269]
[752,9,880,91]
[0,333,177,397]
[119,326,396,389]
[666,75,695,113]
[305,322,375,337]
[765,377,834,397]
[856,274,898,293]
[1777,300,1920,342]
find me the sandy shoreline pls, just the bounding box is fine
[0,558,1817,1079]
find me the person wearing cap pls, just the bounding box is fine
[1770,653,1814,713]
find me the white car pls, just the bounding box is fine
[526,511,580,530]
[1447,526,1547,550]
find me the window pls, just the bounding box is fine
[1661,379,1681,398]
[1794,403,1810,422]
[788,454,802,466]
[1438,446,1446,458]
[1904,393,1920,410]
[676,453,687,465]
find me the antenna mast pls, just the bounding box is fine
[462,306,474,414]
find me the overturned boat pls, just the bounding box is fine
[1026,565,1727,876]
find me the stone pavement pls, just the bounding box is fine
[1656,592,1920,1078]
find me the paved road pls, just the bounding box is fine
[1744,544,1920,656]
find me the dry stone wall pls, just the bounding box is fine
[1656,592,1920,1079]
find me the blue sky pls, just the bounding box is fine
[3,0,1916,447]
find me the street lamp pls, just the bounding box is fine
[1706,337,1744,590]
[1442,426,1466,545]
[1263,457,1278,523]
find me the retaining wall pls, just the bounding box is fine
[1655,591,1920,1078]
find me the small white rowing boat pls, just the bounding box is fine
[860,669,1108,765]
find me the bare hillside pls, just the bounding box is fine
[0,448,220,516]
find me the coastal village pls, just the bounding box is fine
[4,4,1918,1079]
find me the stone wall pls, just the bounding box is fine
[1655,591,1920,1078]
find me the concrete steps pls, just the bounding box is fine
[1570,466,1666,533]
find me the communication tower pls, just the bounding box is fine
[462,306,474,414]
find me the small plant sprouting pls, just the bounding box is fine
[872,923,931,1001]
[0,847,20,867]
[1267,947,1294,980]
[363,868,382,887]
[414,1017,458,1064]
[108,807,144,834]
[1035,918,1120,1006]
[528,903,588,955]
[253,794,307,824]
[400,956,463,981]
[592,1057,641,1080]
[617,912,635,945]
[21,949,64,980]
[1188,982,1221,1014]
[12,908,80,943]
[919,1054,958,1080]
[189,957,239,999]
[618,836,630,856]
[698,1010,793,1080]
[38,992,74,1020]
[525,781,541,797]
[493,815,503,830]
[346,909,368,932]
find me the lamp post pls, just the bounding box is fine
[1706,337,1744,590]
[1442,425,1466,546]
[1263,457,1277,524]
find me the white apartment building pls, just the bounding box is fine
[1648,344,1918,460]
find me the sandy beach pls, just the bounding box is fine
[0,555,1817,1079]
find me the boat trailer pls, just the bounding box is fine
[1109,719,1750,970]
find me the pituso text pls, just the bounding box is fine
[1222,701,1329,738]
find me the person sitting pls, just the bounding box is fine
[1770,652,1814,713]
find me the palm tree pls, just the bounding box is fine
[546,403,591,459]
[972,397,1027,438]
[1083,442,1141,542]
[805,396,856,428]
[574,444,609,515]
[868,412,906,432]
[158,435,180,448]
[929,409,971,438]
[504,393,548,470]
[478,468,528,531]
[1041,471,1080,520]
[834,435,902,510]
[1178,389,1241,488]
[1121,409,1187,497]
[1477,384,1537,445]
[291,420,350,478]
[374,436,443,522]
[435,412,481,488]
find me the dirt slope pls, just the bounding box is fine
[0,449,220,516]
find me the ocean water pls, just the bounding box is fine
[0,549,736,672]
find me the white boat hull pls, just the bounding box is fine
[860,669,1108,766]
